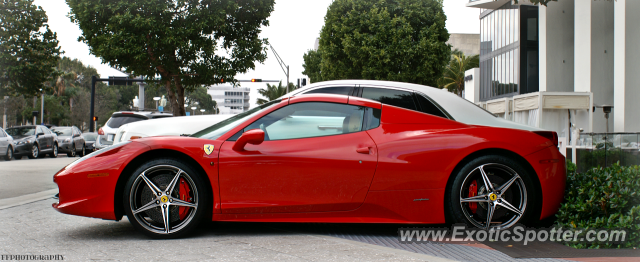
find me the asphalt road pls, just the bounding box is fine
[0,156,76,199]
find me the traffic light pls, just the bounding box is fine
[220,78,224,83]
[251,79,262,82]
[92,116,98,122]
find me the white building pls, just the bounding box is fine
[207,86,250,114]
[463,0,640,145]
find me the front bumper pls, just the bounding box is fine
[13,143,33,156]
[58,142,74,153]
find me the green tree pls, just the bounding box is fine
[66,0,275,116]
[185,86,216,113]
[302,49,323,84]
[308,0,450,87]
[256,81,293,105]
[437,52,479,96]
[0,0,62,96]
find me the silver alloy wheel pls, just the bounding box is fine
[32,144,39,158]
[81,145,85,156]
[129,165,199,234]
[6,147,12,159]
[53,144,58,156]
[459,163,527,230]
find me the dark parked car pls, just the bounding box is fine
[0,127,15,161]
[82,132,98,152]
[5,125,58,159]
[51,126,86,157]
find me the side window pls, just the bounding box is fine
[0,129,5,137]
[361,87,417,111]
[303,86,353,96]
[36,127,43,134]
[239,102,365,141]
[414,93,449,119]
[363,108,381,130]
[43,127,51,134]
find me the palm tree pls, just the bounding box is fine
[437,52,479,97]
[256,81,296,105]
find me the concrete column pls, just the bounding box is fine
[464,68,480,103]
[574,0,591,93]
[538,4,547,92]
[614,0,625,132]
[138,81,145,111]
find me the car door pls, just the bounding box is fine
[218,100,379,214]
[0,129,7,155]
[72,127,79,151]
[36,126,48,150]
[43,127,53,150]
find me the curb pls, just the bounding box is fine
[0,189,58,210]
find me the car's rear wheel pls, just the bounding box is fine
[67,146,76,157]
[28,144,39,159]
[4,146,13,161]
[124,158,210,239]
[49,143,58,158]
[446,155,537,230]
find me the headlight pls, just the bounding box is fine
[64,138,71,143]
[17,140,31,145]
[66,141,132,169]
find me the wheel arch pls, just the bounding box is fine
[444,148,543,224]
[113,149,213,221]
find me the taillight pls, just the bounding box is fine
[533,131,558,147]
[98,127,104,135]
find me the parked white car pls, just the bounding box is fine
[112,114,234,144]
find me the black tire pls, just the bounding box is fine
[67,146,76,157]
[446,155,538,230]
[4,146,13,161]
[123,158,211,239]
[49,143,58,158]
[28,144,39,159]
[77,144,86,157]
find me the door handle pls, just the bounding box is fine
[356,147,370,154]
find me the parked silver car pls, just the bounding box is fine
[0,127,15,161]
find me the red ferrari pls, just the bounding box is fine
[53,81,565,238]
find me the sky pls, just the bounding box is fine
[32,0,479,107]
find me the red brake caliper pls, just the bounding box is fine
[178,178,191,220]
[469,180,478,214]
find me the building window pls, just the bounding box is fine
[479,2,537,101]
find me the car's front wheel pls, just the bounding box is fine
[78,144,86,157]
[49,143,58,158]
[123,158,210,239]
[67,146,76,157]
[446,155,537,230]
[28,144,39,159]
[4,146,13,161]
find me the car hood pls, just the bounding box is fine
[11,135,34,140]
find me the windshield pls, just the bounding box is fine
[83,133,98,141]
[107,115,146,128]
[6,127,35,136]
[51,127,72,136]
[191,100,280,140]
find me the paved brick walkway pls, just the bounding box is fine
[0,199,455,261]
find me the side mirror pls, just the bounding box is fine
[37,132,45,137]
[232,129,265,151]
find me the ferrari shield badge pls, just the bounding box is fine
[203,144,214,155]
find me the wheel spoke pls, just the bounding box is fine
[140,173,162,195]
[485,203,495,230]
[161,205,170,234]
[133,200,158,214]
[497,175,520,194]
[460,194,490,203]
[498,199,523,216]
[171,198,197,208]
[478,165,495,192]
[165,170,183,195]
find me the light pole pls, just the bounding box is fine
[40,89,44,125]
[153,97,161,109]
[200,109,205,115]
[3,96,8,129]
[191,106,197,116]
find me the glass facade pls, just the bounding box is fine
[479,3,538,101]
